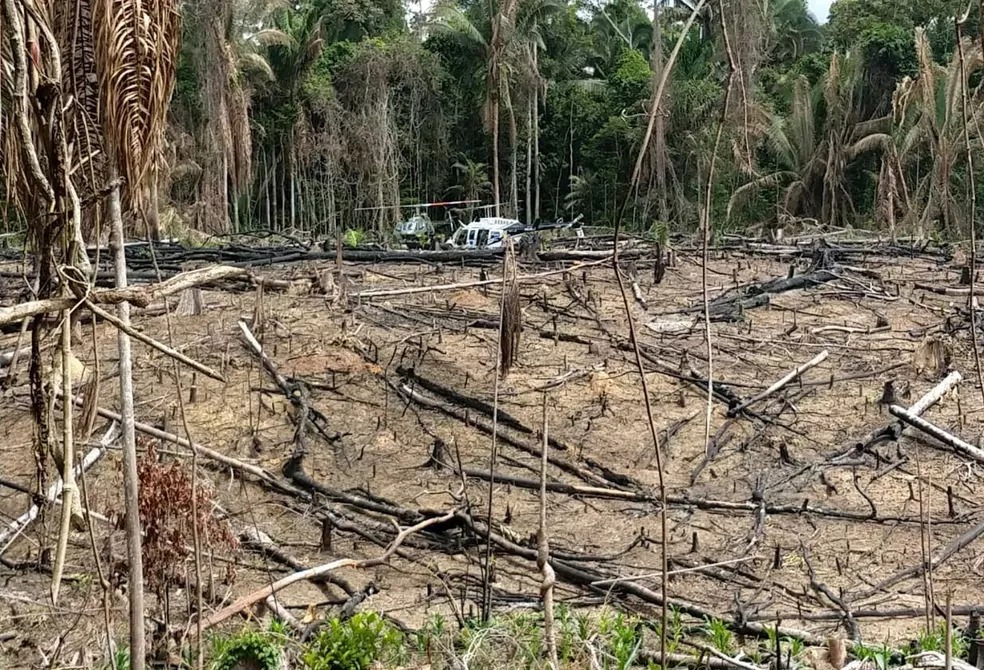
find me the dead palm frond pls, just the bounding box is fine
[891,27,984,234]
[93,0,181,211]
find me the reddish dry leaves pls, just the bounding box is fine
[137,437,237,593]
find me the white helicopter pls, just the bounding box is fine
[443,206,584,250]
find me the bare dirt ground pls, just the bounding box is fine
[1,238,983,667]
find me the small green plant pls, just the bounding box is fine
[648,221,669,247]
[855,641,895,670]
[703,616,735,654]
[211,629,282,670]
[342,228,366,248]
[597,610,642,670]
[909,622,969,659]
[303,612,403,670]
[101,647,129,670]
[787,636,805,662]
[415,613,448,657]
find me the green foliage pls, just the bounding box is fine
[609,49,651,109]
[857,22,917,79]
[703,616,735,654]
[342,228,366,247]
[595,610,643,670]
[853,641,896,670]
[302,612,403,670]
[908,621,970,660]
[101,647,129,670]
[211,629,283,670]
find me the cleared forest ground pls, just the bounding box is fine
[1,235,983,667]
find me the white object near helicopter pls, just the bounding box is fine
[442,211,585,250]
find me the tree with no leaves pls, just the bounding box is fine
[93,1,181,667]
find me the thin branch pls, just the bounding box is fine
[85,300,225,381]
[729,350,829,415]
[0,264,248,326]
[538,393,558,669]
[196,510,457,632]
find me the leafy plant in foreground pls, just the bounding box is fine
[211,629,283,670]
[303,612,403,670]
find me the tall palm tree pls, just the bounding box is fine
[264,2,326,229]
[728,53,888,227]
[449,156,494,203]
[764,0,821,63]
[431,0,520,217]
[514,0,562,222]
[190,0,287,233]
[893,27,984,235]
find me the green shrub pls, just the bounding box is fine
[211,629,282,670]
[342,228,366,248]
[303,612,403,670]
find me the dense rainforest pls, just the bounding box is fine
[12,0,978,242]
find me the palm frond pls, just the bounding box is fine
[845,133,891,160]
[237,51,275,81]
[251,28,296,48]
[429,3,487,49]
[727,171,799,219]
[94,0,181,211]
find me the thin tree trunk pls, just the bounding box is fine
[525,98,533,224]
[533,42,541,223]
[148,169,161,240]
[264,152,271,230]
[509,97,519,219]
[231,182,239,233]
[109,178,145,670]
[273,146,280,231]
[492,84,501,216]
[652,0,668,222]
[222,150,229,231]
[296,164,304,232]
[289,135,296,230]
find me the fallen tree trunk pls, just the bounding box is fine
[729,350,829,416]
[0,265,248,326]
[707,270,838,321]
[888,404,984,463]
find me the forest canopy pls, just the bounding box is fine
[6,0,984,240]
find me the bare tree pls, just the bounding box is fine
[92,1,181,666]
